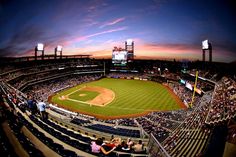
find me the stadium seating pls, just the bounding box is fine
[1,59,236,157]
[71,117,91,126]
[0,123,19,157]
[7,111,44,157]
[85,124,140,138]
[17,113,83,157]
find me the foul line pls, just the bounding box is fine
[66,86,86,97]
[66,98,97,106]
[101,89,115,106]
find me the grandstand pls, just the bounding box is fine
[0,56,236,157]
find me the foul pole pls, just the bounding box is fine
[190,71,198,108]
[103,61,106,76]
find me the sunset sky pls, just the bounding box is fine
[0,0,236,62]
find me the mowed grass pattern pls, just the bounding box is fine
[51,78,182,117]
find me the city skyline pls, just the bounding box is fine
[0,0,236,62]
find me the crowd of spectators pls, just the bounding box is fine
[11,70,64,89]
[0,59,101,85]
[206,77,236,123]
[24,74,102,102]
[0,66,13,73]
[90,136,146,156]
[135,117,170,142]
[145,113,180,131]
[161,92,213,156]
[2,84,48,122]
[168,81,201,107]
[163,72,180,81]
[107,72,148,80]
[0,62,67,82]
[188,69,218,81]
[151,110,188,122]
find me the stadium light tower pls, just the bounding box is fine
[125,39,134,62]
[55,45,63,59]
[202,40,212,62]
[35,43,44,60]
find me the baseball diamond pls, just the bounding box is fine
[49,78,185,118]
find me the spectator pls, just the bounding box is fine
[110,137,121,147]
[132,140,145,153]
[27,96,37,115]
[37,100,47,120]
[110,134,114,141]
[17,100,26,113]
[127,138,134,149]
[91,138,103,154]
[121,141,130,152]
[100,143,117,157]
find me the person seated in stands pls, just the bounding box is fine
[100,143,117,157]
[132,140,145,153]
[101,137,106,145]
[98,137,121,156]
[91,138,103,154]
[120,141,130,152]
[37,100,47,120]
[17,100,26,113]
[127,138,134,149]
[12,93,17,104]
[109,137,121,147]
[110,134,114,141]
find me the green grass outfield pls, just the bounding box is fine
[49,78,183,118]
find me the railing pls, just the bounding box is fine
[147,133,171,157]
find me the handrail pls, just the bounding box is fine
[148,133,171,157]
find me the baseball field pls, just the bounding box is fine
[48,78,185,119]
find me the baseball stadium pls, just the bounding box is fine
[1,46,236,157]
[1,1,236,157]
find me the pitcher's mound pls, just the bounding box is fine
[79,94,86,97]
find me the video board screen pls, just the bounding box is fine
[112,51,127,65]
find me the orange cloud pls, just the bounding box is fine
[135,43,201,60]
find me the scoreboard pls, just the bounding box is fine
[112,50,127,66]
